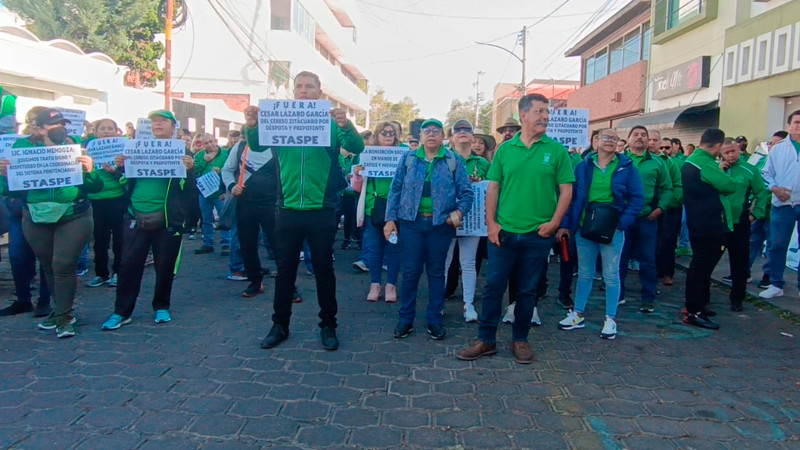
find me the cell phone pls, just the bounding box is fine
[498,230,510,247]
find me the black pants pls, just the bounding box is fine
[115,219,183,317]
[475,237,488,276]
[186,189,201,231]
[538,237,576,297]
[657,207,683,278]
[685,234,726,314]
[445,241,460,297]
[341,193,361,242]
[91,196,126,279]
[727,219,751,305]
[237,202,276,284]
[273,209,337,328]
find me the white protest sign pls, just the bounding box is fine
[457,180,488,237]
[547,108,589,149]
[358,146,407,178]
[6,144,83,191]
[136,118,153,140]
[55,107,86,137]
[196,171,221,198]
[257,99,331,147]
[0,134,25,158]
[86,137,126,170]
[124,139,186,178]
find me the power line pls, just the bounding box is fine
[358,0,594,21]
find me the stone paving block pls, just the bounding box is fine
[363,393,407,409]
[326,362,368,376]
[201,438,262,450]
[16,430,88,448]
[533,413,586,432]
[596,398,649,418]
[0,406,30,426]
[482,411,532,430]
[124,377,176,393]
[331,407,380,427]
[314,387,362,405]
[179,396,234,414]
[407,428,458,448]
[267,385,316,401]
[200,355,246,369]
[459,429,513,449]
[0,390,33,408]
[299,372,342,388]
[454,395,505,413]
[78,407,142,429]
[620,435,678,449]
[0,375,34,391]
[514,430,567,449]
[295,425,349,447]
[670,438,730,449]
[218,381,270,398]
[412,368,451,383]
[549,397,601,416]
[280,400,331,421]
[240,416,301,440]
[343,374,388,390]
[368,362,411,377]
[434,410,482,428]
[75,431,144,449]
[388,380,431,396]
[381,409,431,428]
[432,380,474,396]
[349,426,404,448]
[731,420,789,441]
[134,411,193,433]
[25,406,84,428]
[690,405,740,422]
[411,394,454,411]
[682,419,741,440]
[129,392,185,411]
[139,436,204,450]
[229,398,282,418]
[636,416,688,438]
[252,370,302,385]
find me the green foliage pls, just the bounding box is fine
[369,88,420,135]
[445,98,493,132]
[4,0,164,86]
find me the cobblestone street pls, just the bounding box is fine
[0,237,798,449]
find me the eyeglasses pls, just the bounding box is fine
[599,135,619,143]
[421,127,442,136]
[379,130,396,137]
[500,127,518,134]
[453,127,473,134]
[659,146,671,150]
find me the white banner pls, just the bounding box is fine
[55,107,86,137]
[6,144,83,191]
[124,139,186,178]
[0,134,25,158]
[358,146,407,178]
[196,171,221,198]
[135,118,153,140]
[547,108,590,149]
[457,180,488,237]
[257,99,331,147]
[86,137,126,170]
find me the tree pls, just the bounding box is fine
[369,88,420,135]
[4,0,165,87]
[445,97,492,132]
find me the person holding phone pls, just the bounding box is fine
[456,94,574,364]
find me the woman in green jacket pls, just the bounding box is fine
[0,108,102,338]
[86,118,126,288]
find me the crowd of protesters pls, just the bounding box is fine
[0,73,798,367]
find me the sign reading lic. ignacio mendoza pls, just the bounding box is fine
[651,56,711,100]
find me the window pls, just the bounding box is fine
[609,39,624,74]
[754,32,771,79]
[642,22,652,61]
[623,30,641,68]
[270,0,290,30]
[594,49,608,81]
[585,56,596,85]
[739,38,754,83]
[723,45,737,86]
[668,0,702,30]
[292,1,316,46]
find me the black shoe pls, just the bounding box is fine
[220,245,230,256]
[0,301,33,316]
[721,274,733,284]
[242,282,264,298]
[427,324,447,340]
[260,324,289,349]
[320,326,339,350]
[686,312,719,330]
[731,302,744,312]
[33,302,52,318]
[354,240,362,250]
[340,240,351,250]
[557,293,574,310]
[194,246,214,254]
[758,275,771,289]
[394,322,413,339]
[536,286,547,300]
[703,309,716,317]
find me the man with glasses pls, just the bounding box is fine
[619,126,673,312]
[496,118,522,145]
[655,137,683,287]
[457,94,574,364]
[193,134,231,255]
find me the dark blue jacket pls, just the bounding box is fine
[562,153,645,232]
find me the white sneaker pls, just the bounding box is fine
[558,310,585,330]
[464,304,478,323]
[502,302,516,324]
[601,317,617,340]
[530,307,542,326]
[759,285,784,299]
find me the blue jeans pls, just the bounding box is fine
[365,219,400,285]
[767,205,800,289]
[749,218,770,277]
[575,230,625,318]
[77,244,89,272]
[619,217,658,303]
[679,209,690,248]
[397,217,455,326]
[199,195,230,248]
[357,227,371,263]
[8,213,50,304]
[228,223,244,273]
[478,231,553,343]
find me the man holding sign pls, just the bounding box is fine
[101,109,196,331]
[0,108,102,338]
[244,71,364,351]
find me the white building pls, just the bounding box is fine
[169,0,369,128]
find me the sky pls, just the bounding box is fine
[355,0,629,119]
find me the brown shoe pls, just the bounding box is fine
[511,341,533,364]
[456,340,497,361]
[663,276,674,286]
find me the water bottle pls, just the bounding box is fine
[389,231,398,245]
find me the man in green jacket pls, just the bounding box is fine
[244,71,365,351]
[655,137,684,286]
[620,126,673,312]
[193,134,230,255]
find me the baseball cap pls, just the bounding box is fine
[148,109,177,124]
[420,119,443,130]
[735,135,748,143]
[452,119,473,133]
[34,108,71,127]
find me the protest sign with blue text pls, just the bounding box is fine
[86,137,126,170]
[55,107,86,137]
[547,108,590,149]
[6,144,83,191]
[257,100,331,147]
[358,146,407,178]
[124,139,186,178]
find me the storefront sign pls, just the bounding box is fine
[651,56,710,100]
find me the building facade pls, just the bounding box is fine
[564,0,652,131]
[491,79,579,140]
[719,0,800,148]
[170,0,369,135]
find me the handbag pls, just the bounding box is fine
[580,203,620,244]
[135,210,167,231]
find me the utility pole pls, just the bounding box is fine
[520,26,527,93]
[164,0,174,110]
[474,71,485,126]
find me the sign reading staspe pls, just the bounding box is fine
[124,139,186,178]
[257,100,331,147]
[6,144,84,191]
